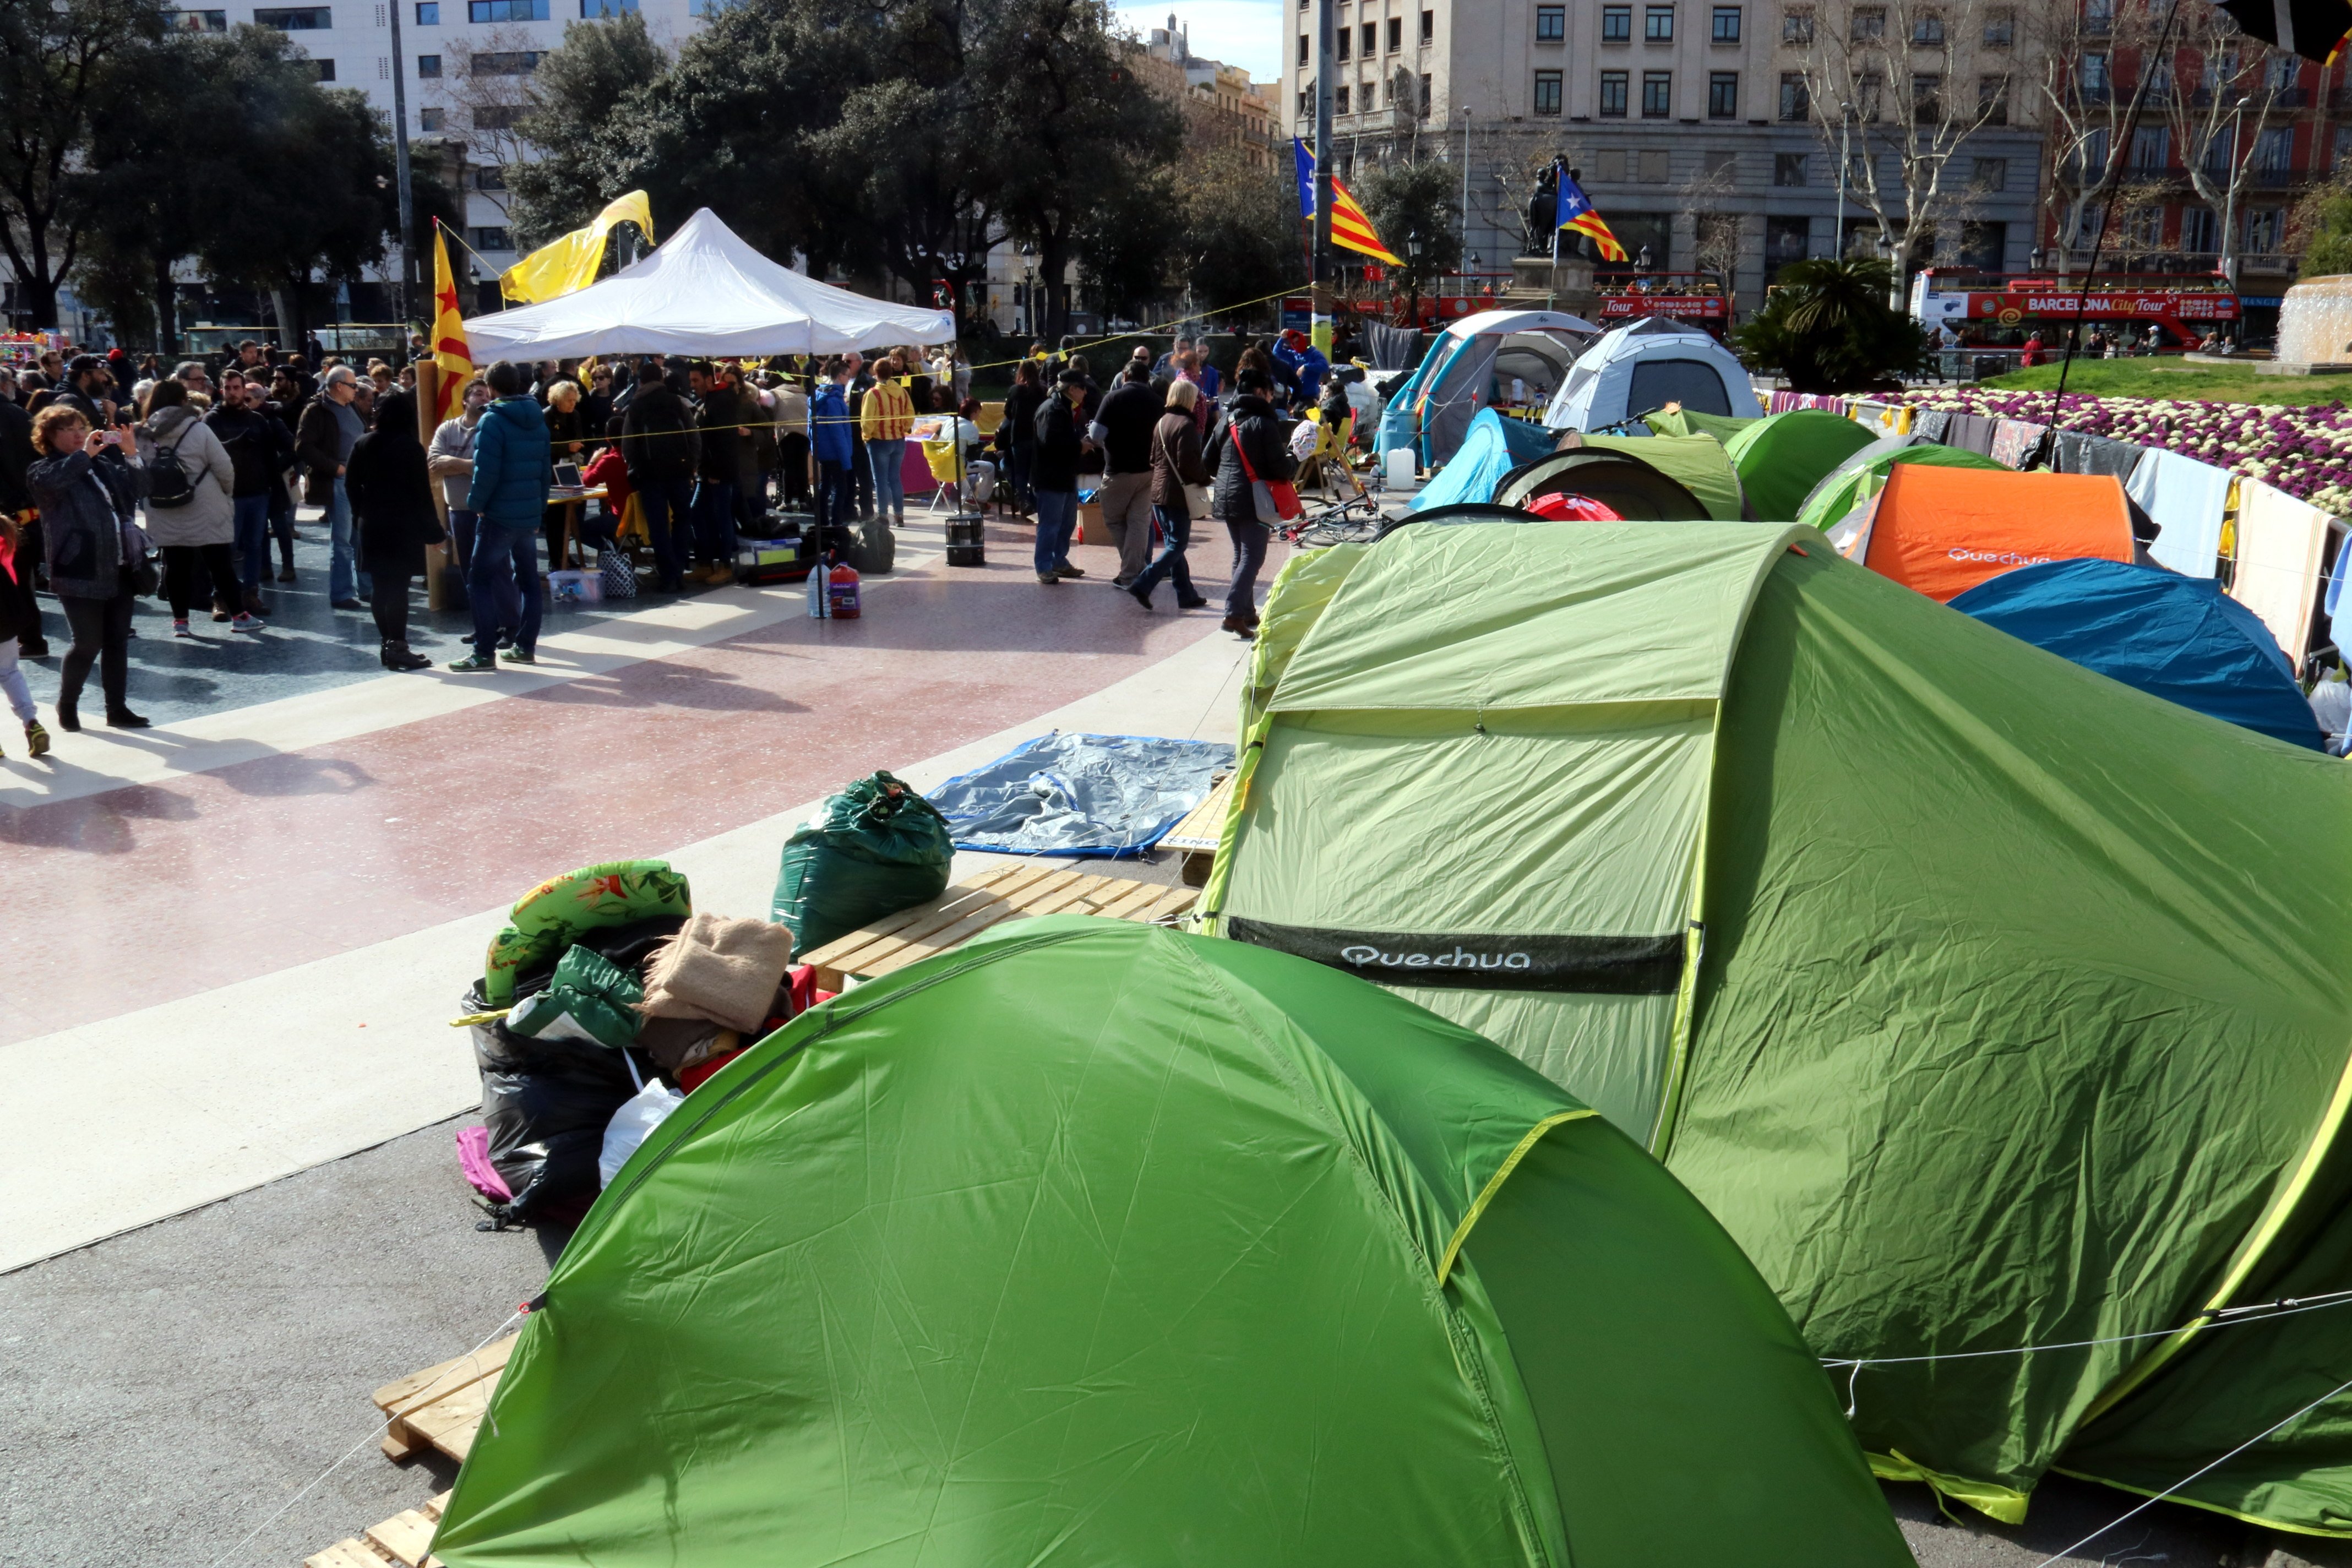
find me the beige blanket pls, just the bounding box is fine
[640,913,795,1033]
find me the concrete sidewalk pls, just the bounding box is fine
[1,621,1251,1275]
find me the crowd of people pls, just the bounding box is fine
[989,328,1359,639]
[0,326,1362,745]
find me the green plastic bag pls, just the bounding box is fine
[772,771,954,954]
[506,944,646,1049]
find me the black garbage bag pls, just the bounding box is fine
[466,914,684,1226]
[771,770,954,955]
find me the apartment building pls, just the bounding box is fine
[1140,15,1280,167]
[1280,0,2044,311]
[2041,4,2347,334]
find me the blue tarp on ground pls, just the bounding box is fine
[926,732,1237,857]
[1951,558,2325,750]
[1408,409,1556,513]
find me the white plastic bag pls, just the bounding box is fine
[598,1080,684,1188]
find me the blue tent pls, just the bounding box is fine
[1951,558,2324,750]
[1408,408,1556,513]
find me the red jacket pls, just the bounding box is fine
[584,446,631,513]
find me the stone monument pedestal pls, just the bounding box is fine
[1503,255,1599,319]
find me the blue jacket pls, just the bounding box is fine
[466,395,554,528]
[810,381,854,465]
[1274,340,1329,404]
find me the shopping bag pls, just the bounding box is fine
[599,545,638,600]
[1233,427,1302,524]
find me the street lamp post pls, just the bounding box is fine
[386,0,416,348]
[1459,106,1473,260]
[1407,228,1423,325]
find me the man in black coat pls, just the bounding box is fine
[1030,369,1089,586]
[1089,358,1166,587]
[620,360,699,592]
[687,362,741,584]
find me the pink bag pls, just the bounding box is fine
[456,1125,513,1203]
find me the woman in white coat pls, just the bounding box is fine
[141,379,260,636]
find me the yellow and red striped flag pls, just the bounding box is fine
[431,221,475,424]
[1293,139,1403,265]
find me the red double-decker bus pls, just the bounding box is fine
[1908,268,2239,349]
[1593,272,1732,338]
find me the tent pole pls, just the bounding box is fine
[2046,0,2183,434]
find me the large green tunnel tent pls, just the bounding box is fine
[1201,520,2352,1534]
[431,917,1910,1567]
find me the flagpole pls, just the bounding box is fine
[1312,0,1335,358]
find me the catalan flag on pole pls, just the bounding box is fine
[1293,139,1403,265]
[431,220,474,425]
[1554,169,1629,263]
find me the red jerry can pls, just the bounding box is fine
[827,561,862,619]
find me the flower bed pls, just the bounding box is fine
[1901,386,2352,518]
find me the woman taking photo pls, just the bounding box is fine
[25,402,151,729]
[141,378,253,638]
[343,389,443,671]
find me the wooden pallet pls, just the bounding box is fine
[304,1490,451,1568]
[1157,773,1234,888]
[801,863,1199,992]
[373,1333,519,1464]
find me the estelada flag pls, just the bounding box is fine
[1553,171,1629,263]
[431,220,475,425]
[1292,139,1403,265]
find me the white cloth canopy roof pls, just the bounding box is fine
[462,207,957,360]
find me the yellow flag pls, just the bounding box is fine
[431,221,473,425]
[498,192,656,304]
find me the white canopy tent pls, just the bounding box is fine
[462,207,957,360]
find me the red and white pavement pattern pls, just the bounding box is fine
[0,520,1266,1270]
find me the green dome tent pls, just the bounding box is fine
[1795,437,2005,532]
[1720,410,1879,521]
[430,916,1910,1568]
[1645,405,1756,444]
[1200,520,2352,1535]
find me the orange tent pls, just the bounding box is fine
[1835,465,2135,602]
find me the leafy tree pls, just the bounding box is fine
[78,24,453,350]
[0,0,170,328]
[2294,181,2352,280]
[1076,160,1176,324]
[1354,158,1461,321]
[194,78,407,346]
[1733,256,1926,394]
[982,0,1179,340]
[1168,145,1299,326]
[506,12,672,247]
[516,0,1012,333]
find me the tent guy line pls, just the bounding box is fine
[2032,1369,2352,1568]
[198,1307,531,1568]
[1822,1284,2352,1372]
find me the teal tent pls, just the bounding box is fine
[1411,406,1558,512]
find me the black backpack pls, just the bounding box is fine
[145,418,197,509]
